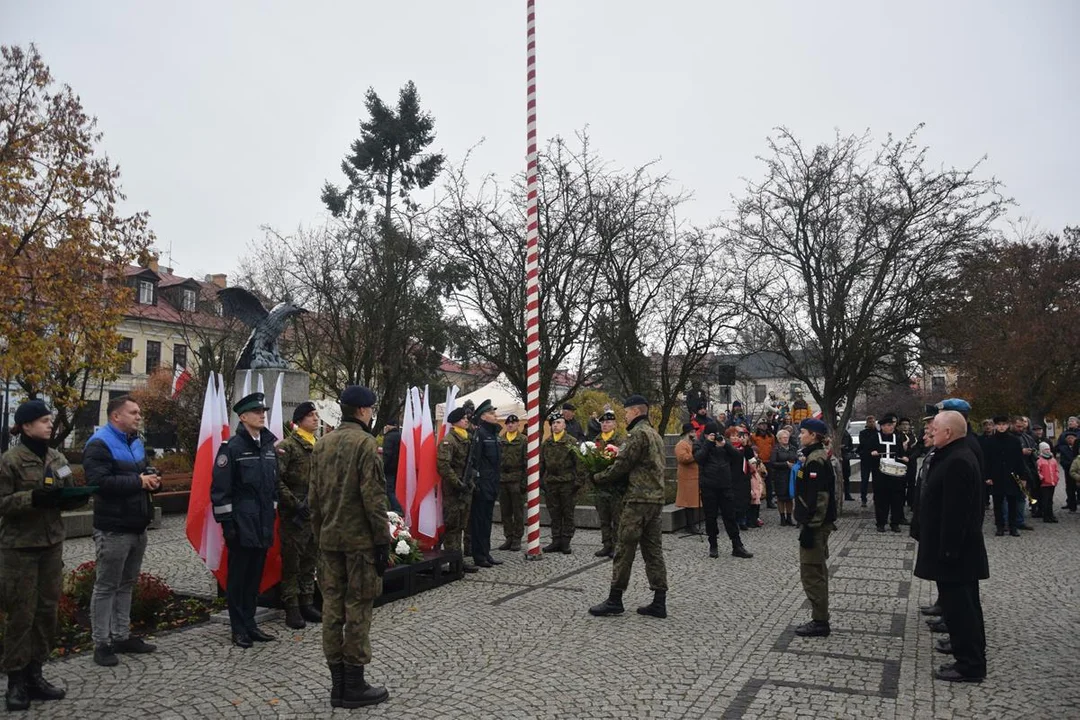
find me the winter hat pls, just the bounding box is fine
[12,400,51,435]
[703,421,720,436]
[1039,442,1052,459]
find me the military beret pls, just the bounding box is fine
[340,385,376,408]
[11,400,51,435]
[622,394,649,407]
[292,401,317,424]
[562,403,576,411]
[233,393,268,415]
[473,399,496,417]
[938,398,971,415]
[800,418,829,435]
[505,414,520,422]
[600,411,616,421]
[447,407,469,424]
[548,411,564,424]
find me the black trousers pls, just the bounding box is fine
[841,458,852,497]
[937,580,986,678]
[226,544,268,635]
[1063,463,1077,510]
[1040,486,1056,520]
[859,460,872,501]
[873,472,905,527]
[469,492,496,563]
[700,485,742,548]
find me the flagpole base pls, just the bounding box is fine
[524,550,544,561]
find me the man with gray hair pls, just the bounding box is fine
[914,411,988,683]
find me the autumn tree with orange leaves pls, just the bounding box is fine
[0,44,152,445]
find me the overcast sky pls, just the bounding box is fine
[4,1,1077,280]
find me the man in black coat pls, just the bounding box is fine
[468,400,503,568]
[692,422,752,559]
[381,423,403,513]
[211,393,280,647]
[561,404,587,442]
[985,415,1031,536]
[857,416,878,507]
[914,411,988,683]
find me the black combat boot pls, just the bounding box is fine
[731,544,753,559]
[5,670,29,712]
[25,661,64,701]
[542,541,561,553]
[285,606,306,630]
[636,590,667,619]
[341,664,389,708]
[299,603,322,623]
[588,588,625,616]
[328,662,345,708]
[708,539,719,558]
[794,620,830,637]
[497,540,513,551]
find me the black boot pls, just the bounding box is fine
[342,664,389,708]
[328,663,345,708]
[542,541,561,553]
[24,661,64,701]
[636,590,667,619]
[285,606,306,630]
[795,620,831,637]
[588,588,625,616]
[708,539,719,558]
[497,540,513,551]
[299,604,322,623]
[732,544,753,559]
[5,670,29,712]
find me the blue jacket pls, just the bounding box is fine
[84,424,154,533]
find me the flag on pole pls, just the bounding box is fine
[171,364,193,399]
[259,372,284,593]
[395,389,418,529]
[267,372,284,439]
[186,373,228,588]
[256,372,265,396]
[413,385,440,547]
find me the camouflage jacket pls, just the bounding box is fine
[590,431,627,497]
[309,418,391,552]
[437,429,472,494]
[593,416,665,504]
[499,432,527,487]
[794,444,837,528]
[540,434,582,486]
[277,431,314,516]
[0,444,75,549]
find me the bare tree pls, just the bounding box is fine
[727,126,1008,438]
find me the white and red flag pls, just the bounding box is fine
[185,373,228,588]
[413,386,440,547]
[171,364,193,399]
[395,389,418,535]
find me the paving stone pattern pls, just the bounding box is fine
[35,484,1080,718]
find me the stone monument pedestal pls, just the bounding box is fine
[232,369,311,434]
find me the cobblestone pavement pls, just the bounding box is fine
[38,483,1080,718]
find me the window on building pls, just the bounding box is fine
[174,344,188,370]
[118,337,133,374]
[145,340,161,374]
[931,375,946,393]
[138,280,155,305]
[181,288,196,312]
[754,384,767,403]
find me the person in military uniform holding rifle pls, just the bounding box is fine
[211,392,279,648]
[277,401,321,630]
[497,414,527,552]
[591,410,626,558]
[437,407,478,574]
[0,401,87,711]
[309,386,392,708]
[793,418,838,638]
[541,412,585,554]
[589,394,669,619]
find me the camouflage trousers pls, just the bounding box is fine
[594,490,625,552]
[0,543,63,671]
[611,502,667,592]
[498,482,525,545]
[799,525,833,623]
[443,491,472,558]
[280,516,317,607]
[318,550,381,666]
[544,482,579,548]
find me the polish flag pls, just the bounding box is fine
[186,373,228,588]
[413,386,440,547]
[395,390,418,531]
[171,364,193,399]
[259,372,284,593]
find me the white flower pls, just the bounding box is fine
[580,442,590,454]
[395,539,411,556]
[387,511,401,523]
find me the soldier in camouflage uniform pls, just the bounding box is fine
[309,386,391,709]
[541,414,584,554]
[591,410,626,558]
[589,394,669,619]
[0,401,84,711]
[437,408,478,573]
[793,418,837,638]
[277,401,321,630]
[497,414,527,551]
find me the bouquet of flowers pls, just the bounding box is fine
[386,511,424,566]
[573,441,620,474]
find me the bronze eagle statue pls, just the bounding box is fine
[217,287,307,370]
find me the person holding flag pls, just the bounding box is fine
[211,392,279,648]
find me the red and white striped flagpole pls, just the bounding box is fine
[523,0,543,559]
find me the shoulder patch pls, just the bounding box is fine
[216,455,229,468]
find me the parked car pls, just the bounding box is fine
[847,420,867,452]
